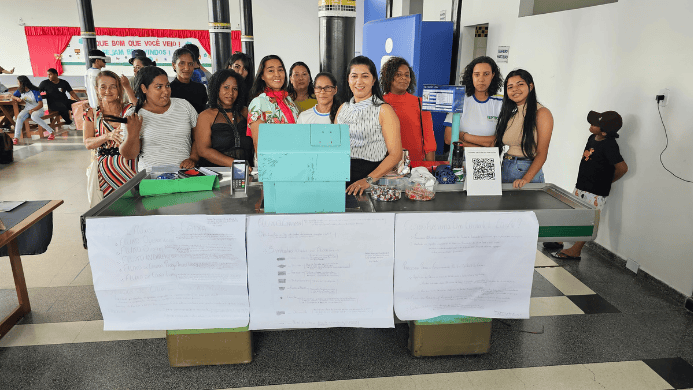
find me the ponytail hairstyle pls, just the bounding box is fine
[313,72,341,123]
[494,69,539,159]
[248,54,288,101]
[344,56,384,106]
[133,66,168,114]
[16,76,39,93]
[287,61,315,101]
[94,70,124,111]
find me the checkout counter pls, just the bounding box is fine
[79,123,599,365]
[80,172,598,248]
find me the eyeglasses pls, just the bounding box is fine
[315,86,336,93]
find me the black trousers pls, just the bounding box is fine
[48,99,77,124]
[348,158,382,186]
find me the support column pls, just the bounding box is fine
[319,1,356,101]
[239,0,255,67]
[208,0,232,73]
[449,0,463,84]
[76,0,97,70]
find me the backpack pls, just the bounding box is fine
[0,132,13,164]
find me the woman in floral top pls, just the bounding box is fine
[247,55,299,162]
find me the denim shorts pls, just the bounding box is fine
[501,156,545,183]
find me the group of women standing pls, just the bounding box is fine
[82,50,553,201]
[444,56,554,188]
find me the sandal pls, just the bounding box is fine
[550,251,581,260]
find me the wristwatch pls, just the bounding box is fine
[365,176,374,185]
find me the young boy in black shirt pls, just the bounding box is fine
[550,110,628,260]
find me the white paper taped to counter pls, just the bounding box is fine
[393,211,538,320]
[86,215,249,330]
[246,213,395,330]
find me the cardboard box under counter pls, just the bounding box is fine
[408,315,492,357]
[166,326,252,367]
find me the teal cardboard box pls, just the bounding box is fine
[258,124,350,213]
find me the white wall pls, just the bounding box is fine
[423,0,452,21]
[0,0,319,82]
[459,0,693,296]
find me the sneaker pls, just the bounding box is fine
[47,134,55,140]
[68,123,77,130]
[43,130,51,137]
[12,138,18,145]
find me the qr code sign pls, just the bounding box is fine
[472,158,495,180]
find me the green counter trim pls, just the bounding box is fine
[414,315,492,325]
[167,326,249,335]
[539,225,594,237]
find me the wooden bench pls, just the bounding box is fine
[5,86,69,139]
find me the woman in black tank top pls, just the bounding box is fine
[196,69,254,167]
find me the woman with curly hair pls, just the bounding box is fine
[444,56,503,148]
[195,69,253,167]
[225,52,254,106]
[380,57,435,162]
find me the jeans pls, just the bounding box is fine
[501,156,545,183]
[15,108,53,139]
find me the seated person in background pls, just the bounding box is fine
[196,69,253,167]
[182,43,211,86]
[225,52,254,107]
[444,56,503,148]
[247,55,299,161]
[170,47,208,114]
[496,69,553,189]
[120,66,198,171]
[297,72,340,125]
[548,111,628,260]
[336,56,402,194]
[39,68,81,128]
[380,57,436,162]
[287,62,317,113]
[83,70,136,197]
[11,76,55,144]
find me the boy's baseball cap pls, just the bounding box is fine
[587,110,622,136]
[128,49,146,64]
[88,49,111,63]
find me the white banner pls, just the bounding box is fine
[246,213,395,330]
[86,215,249,330]
[62,36,211,66]
[394,212,539,320]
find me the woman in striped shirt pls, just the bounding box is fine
[120,66,198,172]
[336,56,402,194]
[83,70,136,197]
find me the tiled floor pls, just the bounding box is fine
[1,130,693,389]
